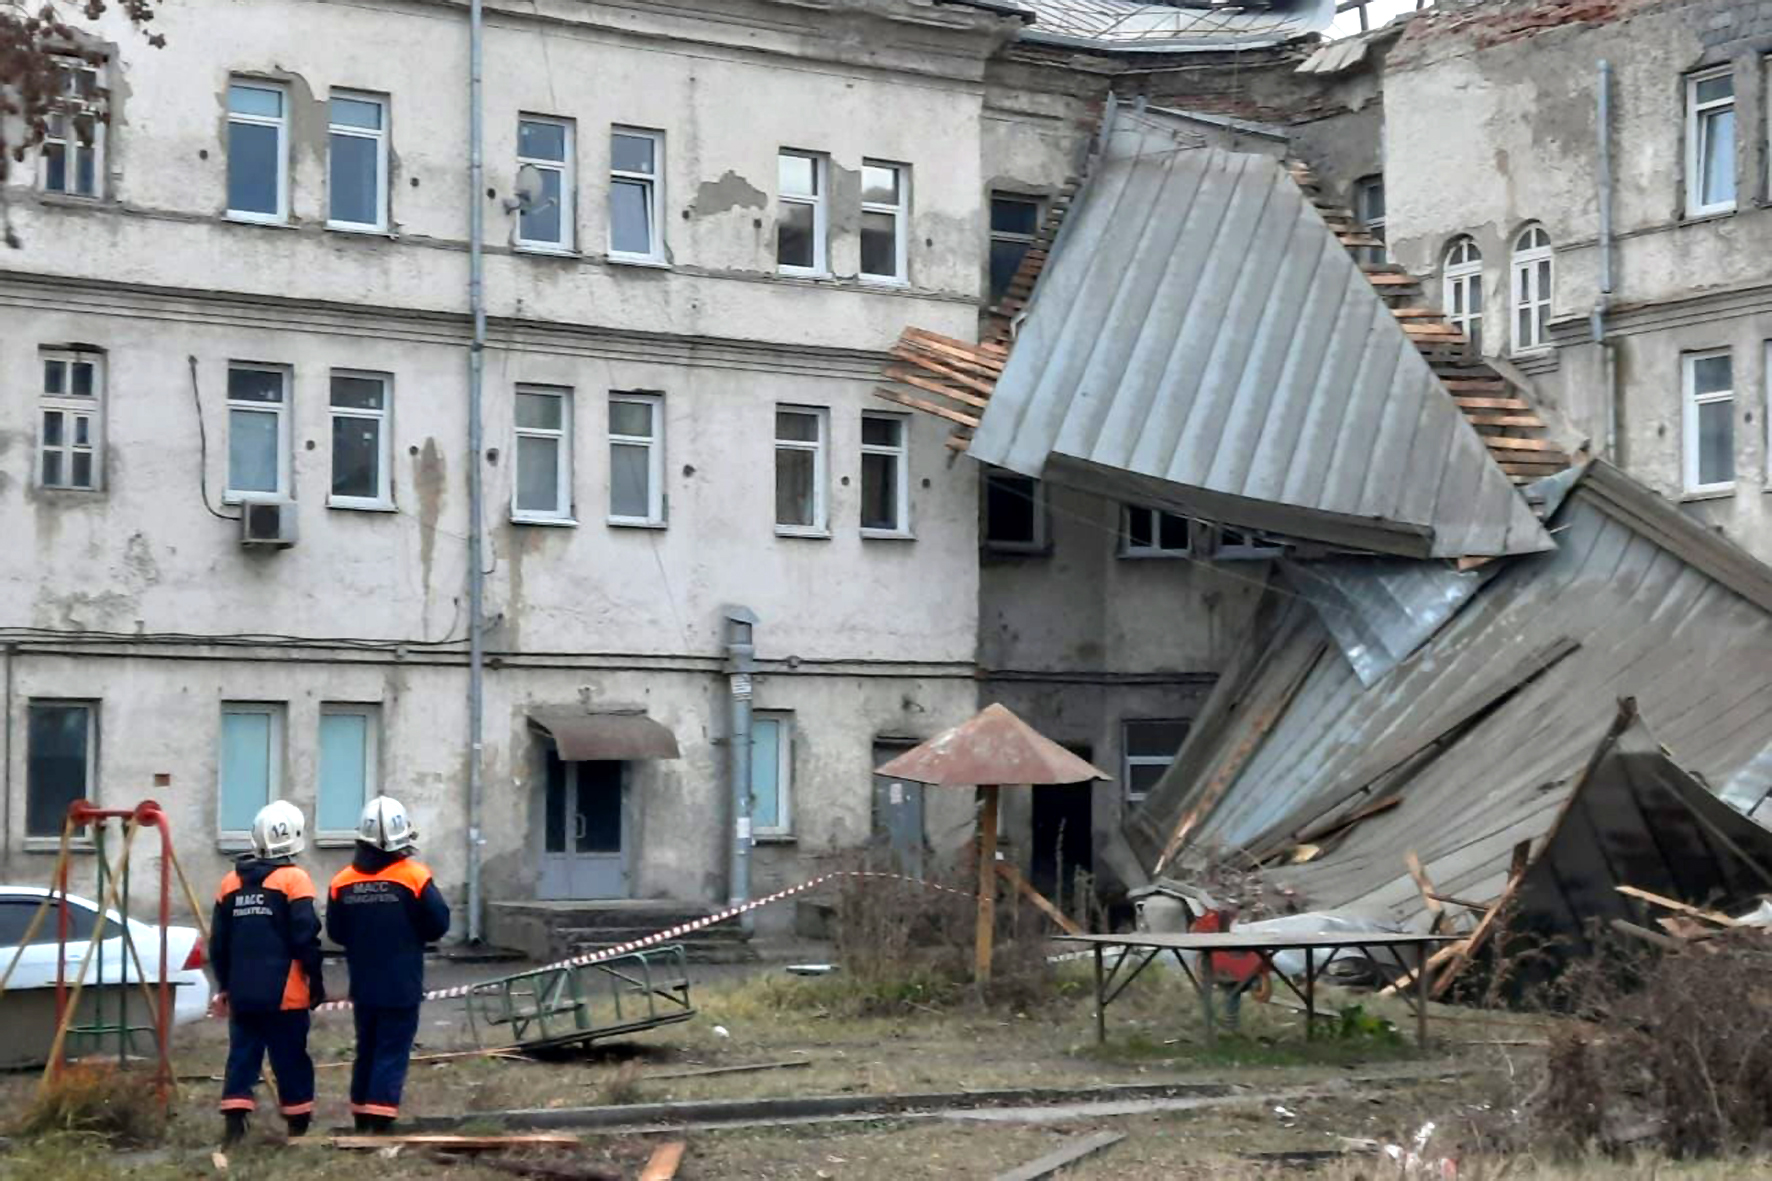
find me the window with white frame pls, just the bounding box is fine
[1442,237,1483,354]
[1123,718,1191,803]
[328,91,388,231]
[1122,505,1190,557]
[860,411,909,535]
[226,363,290,501]
[750,712,794,838]
[1354,175,1386,265]
[774,406,828,534]
[513,385,573,521]
[329,371,392,508]
[318,704,379,841]
[608,127,662,261]
[1511,225,1553,352]
[219,703,284,844]
[860,160,907,282]
[776,150,827,274]
[27,701,97,839]
[1683,349,1734,494]
[227,80,287,222]
[988,194,1041,305]
[40,349,102,491]
[608,391,664,525]
[40,58,103,198]
[1686,68,1735,216]
[517,116,574,250]
[983,468,1046,553]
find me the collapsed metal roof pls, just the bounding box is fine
[967,107,1555,560]
[1125,461,1772,926]
[952,0,1335,50]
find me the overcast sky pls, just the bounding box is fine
[1325,0,1420,39]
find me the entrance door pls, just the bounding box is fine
[539,752,628,899]
[871,741,925,879]
[1030,748,1094,904]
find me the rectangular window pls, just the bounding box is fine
[988,194,1041,305]
[860,411,909,535]
[329,371,392,508]
[318,704,379,840]
[1684,349,1735,494]
[40,349,103,491]
[514,385,573,521]
[608,127,662,261]
[776,150,827,275]
[750,712,794,837]
[1122,505,1190,557]
[26,702,97,839]
[1354,175,1386,265]
[1686,68,1735,216]
[227,80,287,222]
[608,391,664,525]
[983,468,1046,553]
[774,406,828,534]
[1123,718,1191,803]
[226,363,290,500]
[41,59,103,198]
[328,91,387,231]
[219,703,284,843]
[860,160,907,282]
[517,116,574,251]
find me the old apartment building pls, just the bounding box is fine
[6,0,1365,936]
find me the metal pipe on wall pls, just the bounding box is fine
[723,606,758,929]
[465,0,487,943]
[1593,59,1618,459]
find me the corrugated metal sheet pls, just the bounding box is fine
[1282,557,1487,687]
[1294,17,1407,74]
[966,0,1334,50]
[969,109,1554,561]
[1126,461,1772,928]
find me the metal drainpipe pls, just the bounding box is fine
[1593,59,1618,458]
[722,606,758,931]
[465,0,487,943]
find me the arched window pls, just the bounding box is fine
[1442,237,1483,354]
[1512,225,1553,352]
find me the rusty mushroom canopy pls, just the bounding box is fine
[876,702,1110,787]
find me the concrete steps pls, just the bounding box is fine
[485,901,757,965]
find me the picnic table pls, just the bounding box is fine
[1055,931,1461,1048]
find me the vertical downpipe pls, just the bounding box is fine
[722,607,758,930]
[1593,59,1617,458]
[465,0,487,943]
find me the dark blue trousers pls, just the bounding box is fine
[221,1010,314,1117]
[350,1005,420,1119]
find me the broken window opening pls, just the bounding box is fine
[41,58,105,199]
[983,468,1046,553]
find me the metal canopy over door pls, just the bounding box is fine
[540,752,628,899]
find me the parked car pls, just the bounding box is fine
[0,885,212,1026]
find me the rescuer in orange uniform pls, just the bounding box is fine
[326,796,450,1132]
[211,800,325,1146]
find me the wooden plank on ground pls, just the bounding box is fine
[331,1134,582,1151]
[1616,884,1738,927]
[1431,839,1533,999]
[1610,918,1688,952]
[875,388,980,429]
[640,1141,687,1181]
[1406,851,1446,934]
[645,1059,812,1081]
[993,1131,1126,1181]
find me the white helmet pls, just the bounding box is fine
[358,796,416,852]
[251,800,306,859]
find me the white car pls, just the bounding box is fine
[0,885,212,1027]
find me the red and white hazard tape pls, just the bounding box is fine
[306,869,971,1014]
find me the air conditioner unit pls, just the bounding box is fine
[240,499,298,548]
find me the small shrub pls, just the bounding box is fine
[597,1059,643,1106]
[19,1062,164,1147]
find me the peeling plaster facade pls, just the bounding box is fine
[1,0,1395,931]
[1382,0,1772,562]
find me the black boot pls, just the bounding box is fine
[368,1114,395,1135]
[285,1113,311,1138]
[353,1112,373,1133]
[223,1110,249,1147]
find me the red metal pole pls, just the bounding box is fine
[138,801,174,1104]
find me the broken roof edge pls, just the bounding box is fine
[1141,104,1291,142]
[1579,459,1772,615]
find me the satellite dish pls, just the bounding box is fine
[504,163,549,214]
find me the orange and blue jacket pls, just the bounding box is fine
[326,844,451,1009]
[211,857,326,1012]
